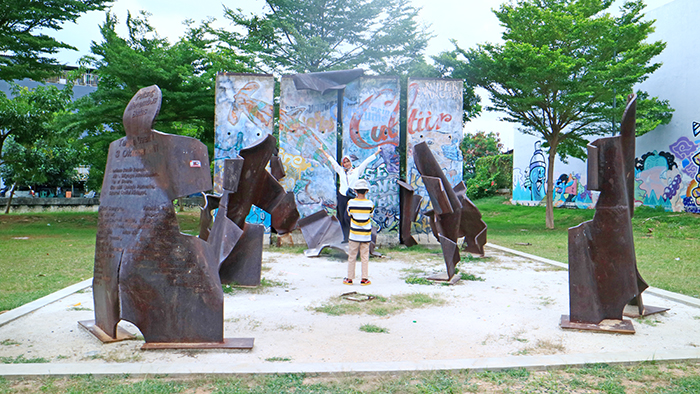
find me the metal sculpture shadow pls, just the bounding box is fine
[562,94,668,334]
[413,142,488,281]
[82,85,253,349]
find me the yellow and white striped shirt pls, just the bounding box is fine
[347,197,374,242]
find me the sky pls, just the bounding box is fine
[48,0,677,149]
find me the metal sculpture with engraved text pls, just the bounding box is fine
[83,85,253,349]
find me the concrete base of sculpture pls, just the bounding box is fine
[78,320,136,343]
[141,338,254,350]
[559,315,635,334]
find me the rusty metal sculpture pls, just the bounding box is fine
[398,180,422,247]
[298,209,381,257]
[413,142,488,281]
[562,94,668,334]
[82,85,253,349]
[298,210,346,257]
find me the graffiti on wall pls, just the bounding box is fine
[278,76,339,218]
[553,172,593,208]
[214,73,274,229]
[676,123,700,213]
[342,76,400,234]
[634,150,683,211]
[405,78,463,233]
[512,141,547,203]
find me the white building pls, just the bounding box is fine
[512,0,700,213]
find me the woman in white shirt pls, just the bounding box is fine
[321,148,381,242]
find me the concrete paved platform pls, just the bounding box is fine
[1,244,698,377]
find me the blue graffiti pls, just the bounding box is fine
[524,141,547,201]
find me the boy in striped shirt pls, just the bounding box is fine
[344,179,375,286]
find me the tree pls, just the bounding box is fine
[65,12,255,190]
[0,83,72,167]
[0,83,76,212]
[0,136,82,191]
[218,0,432,74]
[460,131,504,181]
[453,0,669,229]
[0,0,112,81]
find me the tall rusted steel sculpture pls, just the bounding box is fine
[398,180,422,247]
[413,142,488,280]
[82,85,253,349]
[562,94,668,334]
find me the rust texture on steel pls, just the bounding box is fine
[92,85,226,343]
[412,142,488,279]
[397,180,422,247]
[567,93,667,327]
[298,210,346,257]
[298,209,381,257]
[213,137,300,284]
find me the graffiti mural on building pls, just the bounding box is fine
[553,172,594,208]
[214,73,274,229]
[634,150,683,211]
[342,76,400,234]
[513,141,548,203]
[689,152,700,213]
[278,76,339,218]
[405,78,463,233]
[668,136,698,178]
[682,123,700,213]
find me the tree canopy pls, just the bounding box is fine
[450,0,670,228]
[0,83,73,167]
[0,0,112,81]
[218,0,432,74]
[65,12,255,190]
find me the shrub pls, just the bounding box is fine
[466,154,512,199]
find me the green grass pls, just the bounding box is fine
[312,293,444,316]
[0,354,49,364]
[3,199,699,311]
[0,213,99,311]
[359,324,389,333]
[460,272,485,281]
[1,363,699,393]
[265,356,292,362]
[404,276,432,285]
[475,195,700,297]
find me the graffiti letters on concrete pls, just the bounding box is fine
[279,76,339,218]
[343,76,400,234]
[405,78,463,234]
[215,73,275,229]
[89,86,252,348]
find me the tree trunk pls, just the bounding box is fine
[545,143,558,229]
[4,183,16,214]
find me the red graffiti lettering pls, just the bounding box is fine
[349,89,399,149]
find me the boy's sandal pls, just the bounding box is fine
[343,278,353,285]
[361,278,371,286]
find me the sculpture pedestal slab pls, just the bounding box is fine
[560,315,635,334]
[141,338,254,350]
[78,320,136,343]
